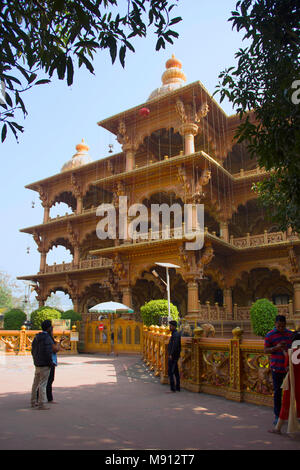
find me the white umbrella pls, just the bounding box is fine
[89,301,134,315]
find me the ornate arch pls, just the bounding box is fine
[78,282,112,313]
[137,189,185,207]
[46,236,74,255]
[230,267,293,306]
[82,184,113,208]
[79,229,114,258]
[44,285,73,303]
[49,190,77,211]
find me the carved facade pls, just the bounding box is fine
[18,56,300,323]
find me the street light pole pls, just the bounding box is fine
[154,262,180,323]
[166,266,171,321]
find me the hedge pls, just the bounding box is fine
[3,309,26,330]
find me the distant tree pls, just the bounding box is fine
[0,270,19,309]
[215,0,300,232]
[61,309,82,324]
[0,0,181,142]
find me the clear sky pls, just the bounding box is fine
[0,0,246,308]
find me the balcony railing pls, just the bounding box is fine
[143,325,273,407]
[230,230,299,248]
[44,257,113,274]
[195,301,294,321]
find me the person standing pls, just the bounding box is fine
[46,327,61,404]
[269,331,300,435]
[167,320,181,393]
[264,315,293,424]
[31,319,54,410]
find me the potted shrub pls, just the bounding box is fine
[30,306,61,330]
[250,298,277,337]
[140,299,179,326]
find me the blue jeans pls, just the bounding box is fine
[168,358,180,391]
[271,370,285,418]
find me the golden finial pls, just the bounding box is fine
[162,54,186,85]
[75,138,89,153]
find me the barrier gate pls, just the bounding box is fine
[84,318,143,354]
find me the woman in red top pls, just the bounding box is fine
[269,331,300,435]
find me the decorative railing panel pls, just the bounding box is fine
[44,257,113,273]
[231,230,299,249]
[143,327,273,407]
[0,326,78,355]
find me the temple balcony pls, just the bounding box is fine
[230,230,299,249]
[18,257,112,281]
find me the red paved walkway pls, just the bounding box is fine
[0,354,299,450]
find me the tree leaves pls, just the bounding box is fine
[215,0,300,232]
[0,0,182,142]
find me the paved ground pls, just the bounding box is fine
[0,353,300,451]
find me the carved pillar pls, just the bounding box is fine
[73,244,80,268]
[179,123,198,155]
[122,285,132,308]
[43,205,50,224]
[72,295,80,313]
[37,185,49,223]
[39,250,47,273]
[293,279,300,317]
[71,173,83,215]
[123,143,136,172]
[220,221,229,243]
[226,327,243,402]
[223,287,233,319]
[76,196,83,215]
[187,280,199,317]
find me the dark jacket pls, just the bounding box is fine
[168,329,181,361]
[31,331,53,367]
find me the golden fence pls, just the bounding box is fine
[143,325,273,407]
[84,318,143,354]
[0,325,78,355]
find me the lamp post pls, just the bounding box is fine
[153,262,180,322]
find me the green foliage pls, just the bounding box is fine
[140,299,179,326]
[215,0,300,232]
[3,308,26,330]
[30,306,61,330]
[250,298,277,338]
[0,0,181,142]
[61,309,82,324]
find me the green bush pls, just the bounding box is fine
[30,306,61,330]
[3,309,26,330]
[140,299,179,326]
[61,309,82,324]
[250,298,277,337]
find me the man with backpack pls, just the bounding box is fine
[30,319,54,410]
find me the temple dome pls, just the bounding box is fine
[61,139,92,172]
[147,54,187,101]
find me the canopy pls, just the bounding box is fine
[89,301,134,314]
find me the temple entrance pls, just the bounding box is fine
[84,317,143,354]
